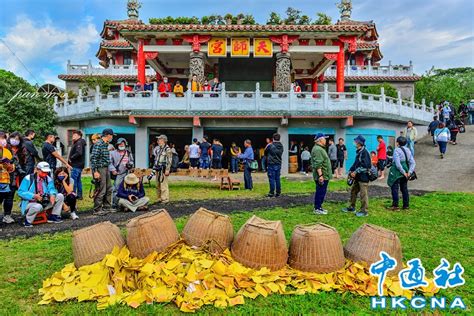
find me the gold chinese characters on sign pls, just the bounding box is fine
[231,38,250,57]
[253,38,273,57]
[207,38,227,57]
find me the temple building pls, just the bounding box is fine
[55,0,433,173]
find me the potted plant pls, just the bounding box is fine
[224,13,233,25]
[236,13,245,25]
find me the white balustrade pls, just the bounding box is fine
[54,84,434,123]
[324,62,414,77]
[66,60,156,76]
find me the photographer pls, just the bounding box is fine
[152,135,172,204]
[90,129,115,215]
[116,173,149,212]
[53,167,79,220]
[0,131,16,224]
[110,138,134,208]
[18,162,64,227]
[23,129,40,174]
[42,132,71,173]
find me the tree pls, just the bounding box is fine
[415,67,474,107]
[81,76,114,94]
[266,12,282,25]
[314,12,332,25]
[349,83,399,98]
[242,14,256,25]
[298,15,312,25]
[0,69,57,139]
[285,7,301,25]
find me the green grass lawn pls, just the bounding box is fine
[0,190,472,315]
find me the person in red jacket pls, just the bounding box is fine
[202,80,211,92]
[376,135,387,179]
[158,76,172,97]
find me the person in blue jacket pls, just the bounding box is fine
[116,173,149,212]
[238,139,255,190]
[18,162,64,227]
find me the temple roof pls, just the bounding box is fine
[58,74,141,81]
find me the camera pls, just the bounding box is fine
[147,170,156,181]
[41,194,51,207]
[347,176,354,186]
[91,178,101,186]
[125,162,134,170]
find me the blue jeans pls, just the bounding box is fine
[267,164,281,195]
[231,157,239,173]
[438,141,447,154]
[261,156,267,171]
[71,167,83,198]
[314,180,329,210]
[244,163,253,190]
[407,140,415,156]
[200,156,210,169]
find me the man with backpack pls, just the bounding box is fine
[265,133,284,197]
[343,135,372,217]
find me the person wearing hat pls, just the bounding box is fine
[152,134,172,203]
[387,136,416,211]
[90,128,115,214]
[110,137,134,208]
[42,132,71,173]
[18,162,64,226]
[343,135,372,217]
[116,173,149,212]
[311,133,332,215]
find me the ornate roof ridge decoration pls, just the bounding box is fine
[336,19,375,26]
[100,39,134,48]
[116,23,373,33]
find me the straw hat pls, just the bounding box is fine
[124,173,139,185]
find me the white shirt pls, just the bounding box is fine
[189,144,200,158]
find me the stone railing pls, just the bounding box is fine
[324,61,414,77]
[66,60,157,76]
[54,83,434,123]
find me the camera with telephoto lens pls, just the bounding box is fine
[147,170,156,181]
[41,194,51,207]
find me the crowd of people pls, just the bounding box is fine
[123,75,222,98]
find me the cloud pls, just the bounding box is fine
[0,15,98,86]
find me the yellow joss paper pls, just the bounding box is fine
[38,240,439,313]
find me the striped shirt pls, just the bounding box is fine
[90,139,110,171]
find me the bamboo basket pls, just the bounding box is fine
[289,163,298,173]
[72,221,125,268]
[289,155,298,163]
[289,223,345,273]
[231,215,288,271]
[344,224,403,275]
[126,209,179,258]
[181,208,234,252]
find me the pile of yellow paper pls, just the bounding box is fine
[38,240,439,312]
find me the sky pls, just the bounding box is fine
[0,0,472,88]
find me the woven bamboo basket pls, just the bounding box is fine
[182,208,233,252]
[72,221,125,268]
[289,155,298,163]
[289,163,298,173]
[126,209,179,258]
[289,223,345,273]
[344,224,403,275]
[231,215,288,271]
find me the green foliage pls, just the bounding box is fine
[313,12,332,25]
[81,76,114,94]
[415,67,474,106]
[266,12,282,25]
[149,16,199,25]
[0,69,57,136]
[242,14,256,25]
[285,7,302,25]
[349,83,399,98]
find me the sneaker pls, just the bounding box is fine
[105,207,117,213]
[47,215,63,223]
[355,210,368,217]
[24,220,33,227]
[402,206,410,210]
[71,212,79,220]
[2,215,15,224]
[386,206,400,211]
[267,193,275,198]
[342,207,355,213]
[275,193,281,197]
[313,208,328,215]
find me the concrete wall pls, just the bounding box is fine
[326,82,415,99]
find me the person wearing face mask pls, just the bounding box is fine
[42,132,71,173]
[18,162,64,227]
[7,132,28,203]
[53,167,79,220]
[158,76,172,97]
[0,131,16,224]
[23,129,40,175]
[90,129,115,215]
[110,138,134,208]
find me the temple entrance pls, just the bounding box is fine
[218,58,274,91]
[203,128,277,170]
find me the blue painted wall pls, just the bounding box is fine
[345,128,396,171]
[288,127,336,135]
[83,126,136,135]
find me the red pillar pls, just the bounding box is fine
[336,42,345,92]
[137,39,146,85]
[312,78,318,92]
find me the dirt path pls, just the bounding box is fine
[0,186,430,239]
